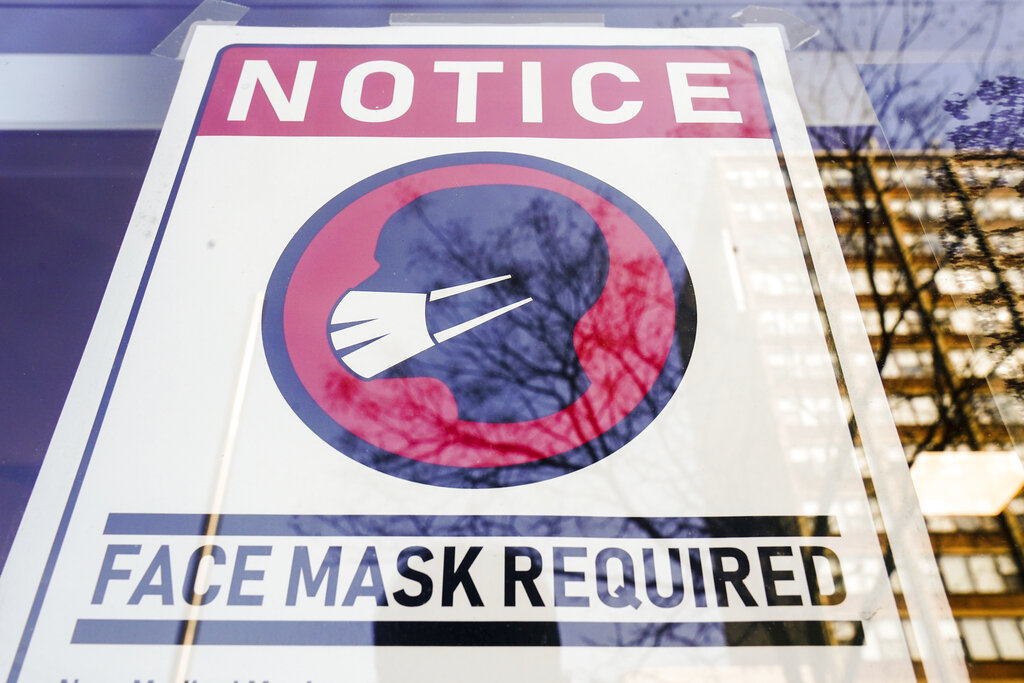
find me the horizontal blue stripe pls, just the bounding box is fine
[72,619,862,647]
[103,513,837,539]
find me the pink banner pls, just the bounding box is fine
[198,46,772,139]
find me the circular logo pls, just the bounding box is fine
[263,152,696,488]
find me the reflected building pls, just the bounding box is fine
[818,146,1024,681]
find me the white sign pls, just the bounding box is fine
[1,26,928,682]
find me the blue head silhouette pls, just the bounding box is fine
[337,184,610,423]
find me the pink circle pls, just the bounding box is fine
[283,163,676,467]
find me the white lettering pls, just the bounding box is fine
[571,62,643,124]
[666,62,743,124]
[340,60,415,123]
[433,61,504,123]
[227,60,317,122]
[521,61,543,123]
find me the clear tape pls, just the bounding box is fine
[731,6,820,50]
[152,0,249,60]
[390,13,605,26]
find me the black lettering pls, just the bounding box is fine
[228,545,272,606]
[182,544,226,606]
[553,546,589,607]
[393,546,433,607]
[442,546,483,607]
[287,546,341,606]
[642,547,684,608]
[688,548,707,607]
[504,546,544,607]
[128,545,174,605]
[343,546,388,606]
[759,546,802,606]
[710,547,757,607]
[595,547,641,609]
[802,546,846,606]
[92,544,140,604]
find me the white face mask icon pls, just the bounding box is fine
[329,274,532,379]
[319,181,611,424]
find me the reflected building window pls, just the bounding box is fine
[817,137,1024,673]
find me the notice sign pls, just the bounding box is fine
[1,27,917,682]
